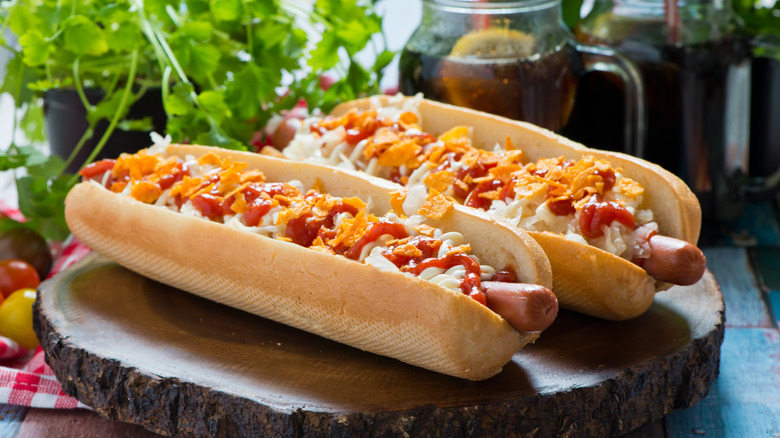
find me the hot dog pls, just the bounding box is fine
[278,94,706,320]
[64,144,555,380]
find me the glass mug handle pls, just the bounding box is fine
[574,43,647,158]
[743,34,780,200]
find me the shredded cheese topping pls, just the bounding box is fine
[80,148,508,301]
[282,95,657,261]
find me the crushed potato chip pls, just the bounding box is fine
[330,210,369,249]
[423,170,456,194]
[413,224,437,237]
[390,188,409,216]
[376,139,422,167]
[619,177,643,198]
[446,244,472,256]
[276,200,311,225]
[130,181,163,204]
[392,242,423,258]
[418,189,452,220]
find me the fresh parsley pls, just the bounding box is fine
[0,0,391,241]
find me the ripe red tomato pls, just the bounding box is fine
[0,259,40,298]
[0,228,53,279]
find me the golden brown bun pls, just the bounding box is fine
[332,96,703,320]
[65,145,552,380]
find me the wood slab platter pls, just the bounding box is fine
[34,254,724,437]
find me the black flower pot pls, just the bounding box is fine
[749,55,780,178]
[44,87,167,174]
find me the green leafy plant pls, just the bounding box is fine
[560,0,584,31]
[734,0,780,35]
[734,0,780,59]
[0,0,392,241]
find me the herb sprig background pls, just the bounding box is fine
[0,0,392,241]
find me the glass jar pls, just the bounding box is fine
[399,0,646,151]
[565,0,755,235]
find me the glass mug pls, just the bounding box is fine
[565,0,780,241]
[399,0,646,153]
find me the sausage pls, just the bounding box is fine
[272,117,303,149]
[642,234,707,286]
[483,281,559,332]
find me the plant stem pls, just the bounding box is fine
[0,43,20,56]
[72,58,94,112]
[61,127,95,173]
[244,2,254,60]
[161,66,172,114]
[66,49,139,184]
[9,55,26,143]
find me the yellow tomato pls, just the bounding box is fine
[0,288,39,350]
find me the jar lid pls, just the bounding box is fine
[426,0,560,11]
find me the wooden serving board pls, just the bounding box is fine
[34,254,724,437]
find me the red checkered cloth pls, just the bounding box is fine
[0,200,92,409]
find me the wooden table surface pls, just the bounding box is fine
[0,202,777,437]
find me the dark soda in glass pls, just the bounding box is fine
[561,32,752,234]
[399,46,582,133]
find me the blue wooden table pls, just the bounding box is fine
[1,204,779,437]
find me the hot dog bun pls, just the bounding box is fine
[328,96,702,320]
[65,145,553,380]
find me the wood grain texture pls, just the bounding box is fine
[753,247,780,291]
[0,404,27,437]
[664,328,780,437]
[33,254,724,437]
[770,292,780,327]
[16,409,161,438]
[703,247,771,328]
[617,420,665,438]
[724,201,780,247]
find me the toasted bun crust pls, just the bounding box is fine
[529,232,655,320]
[65,145,552,380]
[332,96,703,320]
[333,96,701,244]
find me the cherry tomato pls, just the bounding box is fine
[0,288,39,350]
[0,228,53,279]
[0,259,40,298]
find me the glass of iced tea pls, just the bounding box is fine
[564,0,780,240]
[399,0,646,153]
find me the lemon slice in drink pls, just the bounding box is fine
[449,28,535,59]
[440,28,536,118]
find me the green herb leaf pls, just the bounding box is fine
[0,145,46,171]
[106,21,143,53]
[118,116,154,132]
[226,64,278,120]
[63,16,109,56]
[195,121,245,150]
[7,5,40,39]
[1,0,392,241]
[373,50,395,74]
[180,21,214,41]
[19,31,50,67]
[309,32,341,71]
[20,105,47,145]
[561,0,584,31]
[0,56,38,106]
[166,82,197,116]
[210,0,243,22]
[172,40,221,83]
[197,90,232,124]
[15,154,73,241]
